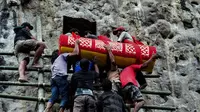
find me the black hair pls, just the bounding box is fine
[84,30,92,35]
[80,58,90,71]
[102,79,112,91]
[105,31,110,38]
[69,28,80,34]
[51,50,59,64]
[21,22,33,30]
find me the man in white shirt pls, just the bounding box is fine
[113,26,133,42]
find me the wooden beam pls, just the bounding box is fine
[0,52,51,58]
[0,93,48,102]
[0,66,51,72]
[126,104,176,110]
[0,66,159,78]
[0,94,176,111]
[141,90,171,95]
[0,81,50,87]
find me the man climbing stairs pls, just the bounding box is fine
[0,52,176,112]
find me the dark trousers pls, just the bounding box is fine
[73,95,96,112]
[49,75,69,108]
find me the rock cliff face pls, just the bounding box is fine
[0,0,200,112]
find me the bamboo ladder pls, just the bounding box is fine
[0,55,176,111]
[0,65,176,111]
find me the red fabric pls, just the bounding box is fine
[134,45,142,64]
[98,35,111,44]
[114,26,125,32]
[120,64,142,88]
[123,39,133,43]
[132,36,144,45]
[113,26,125,35]
[122,36,144,63]
[98,35,111,41]
[59,34,157,64]
[123,36,143,63]
[123,36,144,45]
[72,32,80,39]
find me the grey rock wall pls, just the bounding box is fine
[0,0,200,112]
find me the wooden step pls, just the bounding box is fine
[0,93,48,102]
[0,52,51,58]
[0,81,50,87]
[0,66,159,78]
[0,93,176,111]
[0,66,51,72]
[126,104,176,110]
[141,90,171,95]
[0,81,171,95]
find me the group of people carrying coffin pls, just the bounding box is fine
[13,22,159,112]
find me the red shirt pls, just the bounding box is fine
[120,64,142,88]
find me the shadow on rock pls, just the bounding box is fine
[0,56,6,65]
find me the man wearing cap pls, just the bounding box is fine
[113,26,133,42]
[14,22,46,82]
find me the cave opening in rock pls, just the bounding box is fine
[191,1,198,5]
[21,0,31,6]
[63,16,96,37]
[183,21,193,29]
[196,89,200,94]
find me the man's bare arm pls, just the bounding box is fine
[68,40,80,56]
[31,36,37,40]
[94,63,99,74]
[93,56,99,74]
[141,53,158,69]
[104,45,117,71]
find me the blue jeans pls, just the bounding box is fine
[48,75,69,108]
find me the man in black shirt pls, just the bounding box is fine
[97,79,126,112]
[14,22,46,82]
[71,58,99,112]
